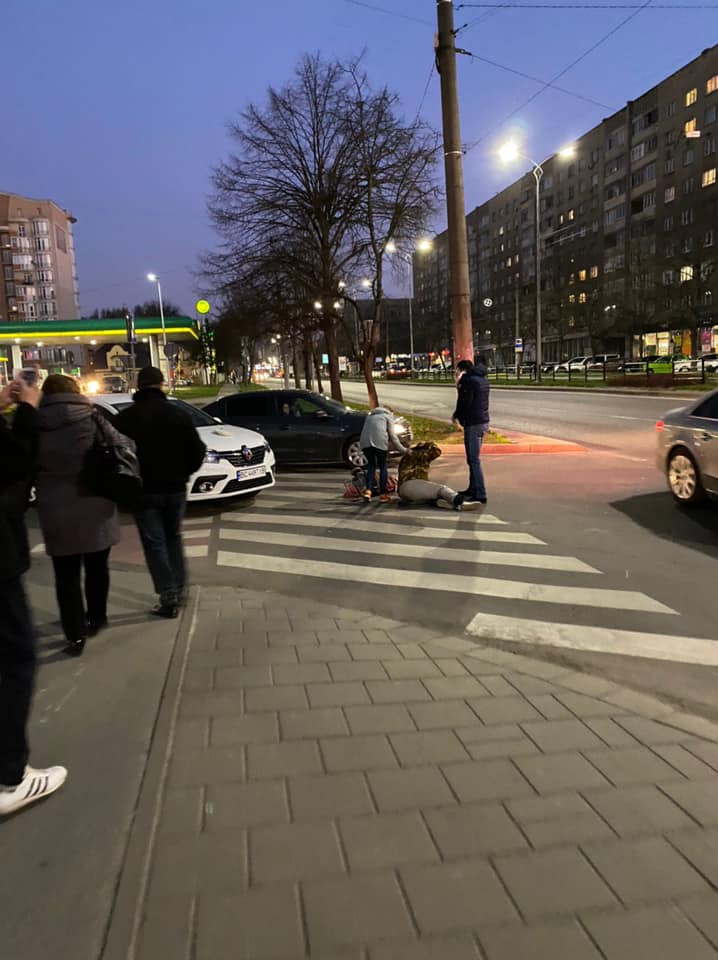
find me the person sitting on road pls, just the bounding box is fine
[398,441,483,512]
[359,407,407,503]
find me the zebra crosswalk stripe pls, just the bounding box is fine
[220,512,542,545]
[465,612,718,667]
[218,527,598,574]
[216,550,675,614]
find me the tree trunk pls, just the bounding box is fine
[292,340,302,388]
[304,337,314,390]
[322,320,343,402]
[362,345,379,409]
[312,343,324,394]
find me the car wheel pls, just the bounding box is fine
[344,437,366,468]
[667,449,706,505]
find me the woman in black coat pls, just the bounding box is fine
[36,375,134,655]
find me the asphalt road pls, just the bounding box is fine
[339,380,701,458]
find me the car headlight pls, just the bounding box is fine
[204,450,222,464]
[395,422,409,435]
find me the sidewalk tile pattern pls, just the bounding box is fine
[135,588,718,959]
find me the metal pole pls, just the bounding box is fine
[407,255,415,373]
[436,0,473,363]
[534,165,544,381]
[514,284,520,374]
[156,277,168,385]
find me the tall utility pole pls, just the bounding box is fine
[436,0,473,365]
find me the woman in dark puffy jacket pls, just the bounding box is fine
[36,375,134,655]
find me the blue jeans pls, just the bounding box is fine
[463,424,487,501]
[134,492,187,605]
[363,447,388,494]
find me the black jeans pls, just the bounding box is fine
[0,576,37,786]
[52,548,111,642]
[363,448,388,495]
[134,492,187,606]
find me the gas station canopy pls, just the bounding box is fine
[0,316,200,347]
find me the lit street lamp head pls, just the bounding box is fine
[385,240,397,254]
[498,140,520,164]
[417,238,433,254]
[559,145,576,159]
[361,278,372,289]
[313,300,322,311]
[147,272,158,283]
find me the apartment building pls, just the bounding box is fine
[0,192,80,324]
[414,45,718,362]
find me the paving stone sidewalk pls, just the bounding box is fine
[118,586,718,960]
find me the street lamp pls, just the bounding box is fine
[147,272,168,379]
[498,141,575,380]
[385,238,433,372]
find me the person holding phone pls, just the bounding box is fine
[0,376,67,816]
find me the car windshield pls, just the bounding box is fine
[100,397,217,428]
[317,395,349,415]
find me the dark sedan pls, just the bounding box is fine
[204,389,411,466]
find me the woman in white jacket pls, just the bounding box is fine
[359,407,408,502]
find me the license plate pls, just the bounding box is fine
[236,465,266,481]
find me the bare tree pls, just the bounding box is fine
[341,62,440,407]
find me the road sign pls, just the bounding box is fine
[483,298,493,308]
[164,342,180,359]
[195,299,211,315]
[515,337,523,350]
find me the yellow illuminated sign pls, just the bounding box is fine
[195,299,211,315]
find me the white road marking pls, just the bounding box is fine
[216,551,674,613]
[183,529,211,539]
[219,527,598,573]
[611,415,657,422]
[262,489,343,501]
[31,543,45,555]
[185,545,209,558]
[465,612,718,667]
[184,517,213,526]
[220,512,542,544]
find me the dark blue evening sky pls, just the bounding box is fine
[4,0,715,315]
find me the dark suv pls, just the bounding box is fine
[204,389,411,466]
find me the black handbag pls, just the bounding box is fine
[82,411,142,504]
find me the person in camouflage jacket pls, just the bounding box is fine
[398,442,481,512]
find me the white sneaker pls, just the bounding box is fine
[0,765,68,816]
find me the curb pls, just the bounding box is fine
[439,432,586,456]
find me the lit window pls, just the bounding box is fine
[567,209,575,221]
[705,290,713,305]
[685,117,697,134]
[590,265,599,278]
[702,168,717,186]
[568,294,576,304]
[686,88,698,106]
[578,269,587,281]
[569,273,575,284]
[578,292,587,304]
[664,186,675,202]
[707,75,718,94]
[680,265,694,282]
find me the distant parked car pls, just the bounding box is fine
[204,389,412,467]
[587,354,623,371]
[555,356,591,373]
[102,375,127,393]
[674,353,718,374]
[656,388,718,504]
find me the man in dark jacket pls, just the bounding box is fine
[451,357,490,504]
[114,367,206,618]
[0,377,68,815]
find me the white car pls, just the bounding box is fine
[94,394,276,502]
[555,356,591,373]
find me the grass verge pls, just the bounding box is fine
[345,400,508,445]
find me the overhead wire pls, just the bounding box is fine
[458,2,717,7]
[466,53,615,109]
[463,0,653,153]
[342,0,433,25]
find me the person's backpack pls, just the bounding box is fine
[82,412,142,505]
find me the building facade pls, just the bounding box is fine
[414,45,718,363]
[0,192,80,324]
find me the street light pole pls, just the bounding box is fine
[147,272,168,381]
[533,163,544,382]
[407,257,415,373]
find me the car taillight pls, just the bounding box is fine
[655,420,664,432]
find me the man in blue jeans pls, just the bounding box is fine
[115,367,206,618]
[452,357,490,505]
